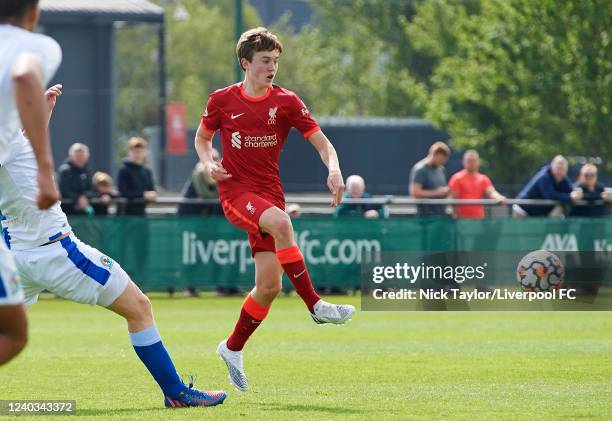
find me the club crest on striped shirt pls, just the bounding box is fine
[100,255,114,269]
[268,106,278,125]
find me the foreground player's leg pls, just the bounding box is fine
[260,207,355,323]
[0,250,27,365]
[108,281,226,407]
[0,304,27,365]
[218,252,281,391]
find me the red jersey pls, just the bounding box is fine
[200,83,320,206]
[448,169,493,218]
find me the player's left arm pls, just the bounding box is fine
[44,84,62,127]
[307,130,344,207]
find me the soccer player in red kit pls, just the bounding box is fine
[195,27,355,392]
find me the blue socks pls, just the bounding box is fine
[129,324,185,397]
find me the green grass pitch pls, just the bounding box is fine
[2,294,612,420]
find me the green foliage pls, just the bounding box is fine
[116,0,261,132]
[273,0,429,117]
[116,0,611,183]
[407,0,612,181]
[165,0,261,125]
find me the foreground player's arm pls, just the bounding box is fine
[12,54,58,210]
[307,130,344,207]
[195,125,231,181]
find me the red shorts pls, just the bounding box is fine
[220,192,282,256]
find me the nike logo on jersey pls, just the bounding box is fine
[293,269,306,278]
[231,113,244,119]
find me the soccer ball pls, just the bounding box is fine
[516,250,564,292]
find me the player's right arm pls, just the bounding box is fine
[12,53,58,209]
[195,97,231,181]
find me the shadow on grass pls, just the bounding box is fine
[74,407,164,417]
[258,402,371,415]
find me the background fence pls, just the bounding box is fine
[68,216,612,291]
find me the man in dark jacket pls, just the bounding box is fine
[57,142,93,215]
[514,156,573,217]
[116,137,156,284]
[178,148,222,216]
[117,137,156,216]
[569,163,611,217]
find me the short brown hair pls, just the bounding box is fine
[236,27,283,71]
[429,141,450,157]
[128,137,147,149]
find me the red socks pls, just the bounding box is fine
[276,245,321,313]
[226,246,320,351]
[226,294,269,352]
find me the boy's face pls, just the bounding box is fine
[244,50,280,87]
[97,184,111,194]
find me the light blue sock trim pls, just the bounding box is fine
[129,324,161,347]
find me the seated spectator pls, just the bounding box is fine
[91,172,117,216]
[409,141,450,217]
[514,155,573,217]
[569,163,612,217]
[177,148,222,215]
[117,137,156,216]
[334,175,382,218]
[448,150,506,218]
[57,142,93,215]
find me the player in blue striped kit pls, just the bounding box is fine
[0,0,226,408]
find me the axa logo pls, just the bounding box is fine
[268,106,278,125]
[541,234,578,251]
[246,201,256,214]
[231,131,241,149]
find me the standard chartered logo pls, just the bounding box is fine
[231,131,241,149]
[230,131,278,149]
[182,230,381,273]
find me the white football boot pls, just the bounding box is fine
[310,300,356,324]
[216,339,248,392]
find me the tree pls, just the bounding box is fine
[411,0,612,183]
[272,0,429,117]
[116,0,261,135]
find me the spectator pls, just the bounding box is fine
[117,137,156,216]
[177,148,222,216]
[569,163,611,217]
[91,172,117,216]
[409,141,450,217]
[448,150,506,218]
[513,155,573,217]
[57,142,93,215]
[334,175,382,218]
